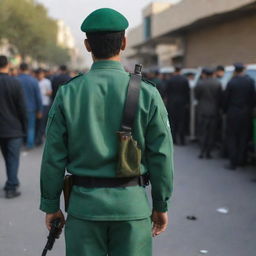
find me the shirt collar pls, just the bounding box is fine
[90,60,125,72]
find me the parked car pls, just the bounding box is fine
[220,64,256,89]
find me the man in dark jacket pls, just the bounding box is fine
[18,63,42,149]
[51,65,71,101]
[148,70,166,99]
[223,63,255,170]
[0,56,27,198]
[195,68,222,159]
[165,66,190,145]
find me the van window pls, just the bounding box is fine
[246,70,256,83]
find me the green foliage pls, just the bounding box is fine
[0,0,70,65]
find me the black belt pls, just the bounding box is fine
[72,174,150,188]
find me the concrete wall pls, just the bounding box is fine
[123,25,144,68]
[152,0,256,38]
[143,2,171,17]
[156,44,177,67]
[126,25,143,48]
[185,13,256,67]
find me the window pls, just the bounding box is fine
[144,16,151,40]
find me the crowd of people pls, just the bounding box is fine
[0,52,255,199]
[0,55,74,198]
[147,63,256,170]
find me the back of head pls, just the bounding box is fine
[233,62,245,73]
[216,65,225,72]
[35,67,45,78]
[86,31,125,59]
[174,65,182,73]
[0,55,8,69]
[81,8,129,59]
[20,62,29,72]
[59,65,68,72]
[202,67,214,77]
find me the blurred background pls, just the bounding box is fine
[0,0,256,256]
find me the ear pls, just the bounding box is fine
[84,39,92,53]
[121,36,127,51]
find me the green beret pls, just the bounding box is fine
[81,8,129,33]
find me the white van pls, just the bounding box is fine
[220,64,256,89]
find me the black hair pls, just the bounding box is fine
[59,65,68,71]
[86,31,125,59]
[202,67,214,76]
[20,63,29,71]
[235,66,244,73]
[234,63,245,73]
[35,68,44,74]
[216,65,225,71]
[0,55,8,68]
[174,65,182,73]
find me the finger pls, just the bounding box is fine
[60,218,66,229]
[152,223,167,237]
[157,224,167,235]
[45,215,53,231]
[46,220,51,231]
[152,223,160,237]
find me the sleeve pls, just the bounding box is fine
[51,77,58,100]
[185,79,190,105]
[223,81,232,113]
[14,80,27,134]
[40,90,68,213]
[34,80,43,112]
[145,89,174,212]
[217,84,223,111]
[194,82,201,100]
[249,79,256,108]
[47,80,52,92]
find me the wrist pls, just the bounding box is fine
[153,200,168,212]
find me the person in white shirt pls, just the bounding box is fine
[35,68,52,145]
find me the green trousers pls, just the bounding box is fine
[65,215,152,256]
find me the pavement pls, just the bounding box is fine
[0,144,256,256]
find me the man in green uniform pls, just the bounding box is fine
[40,8,174,256]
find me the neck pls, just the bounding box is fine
[235,72,243,76]
[93,55,121,62]
[0,67,8,73]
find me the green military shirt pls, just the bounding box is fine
[40,60,174,221]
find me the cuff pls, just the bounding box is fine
[40,197,60,213]
[153,200,168,212]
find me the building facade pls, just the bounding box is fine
[57,20,83,69]
[124,0,256,69]
[57,20,75,49]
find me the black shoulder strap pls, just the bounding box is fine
[121,66,142,132]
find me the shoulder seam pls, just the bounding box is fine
[63,73,83,85]
[142,78,156,87]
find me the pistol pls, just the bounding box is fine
[41,218,62,256]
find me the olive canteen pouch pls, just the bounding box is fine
[116,64,143,178]
[117,131,141,177]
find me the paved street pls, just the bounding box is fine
[0,144,256,256]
